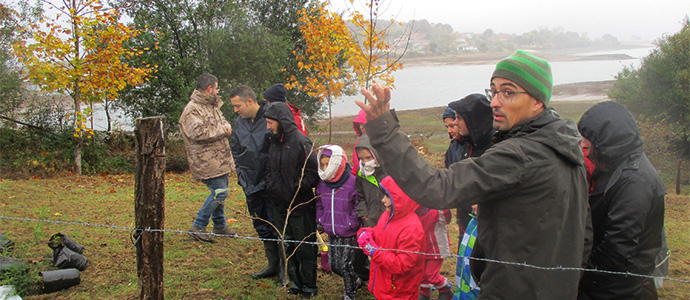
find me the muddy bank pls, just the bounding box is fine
[552,80,614,101]
[400,44,648,67]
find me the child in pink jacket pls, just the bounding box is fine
[358,176,424,300]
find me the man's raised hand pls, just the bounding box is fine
[355,83,392,122]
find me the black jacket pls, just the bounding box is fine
[264,102,319,216]
[231,102,269,196]
[577,101,665,299]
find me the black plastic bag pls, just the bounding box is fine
[40,268,81,293]
[0,256,26,273]
[0,232,13,253]
[52,245,88,271]
[48,233,85,254]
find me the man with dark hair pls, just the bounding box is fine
[264,102,319,298]
[577,101,665,300]
[179,73,235,243]
[229,85,280,279]
[355,50,591,299]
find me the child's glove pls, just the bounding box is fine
[357,228,373,246]
[357,228,377,257]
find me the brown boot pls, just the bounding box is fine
[188,226,214,243]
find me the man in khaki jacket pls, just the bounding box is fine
[179,73,235,242]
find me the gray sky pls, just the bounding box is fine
[329,0,689,42]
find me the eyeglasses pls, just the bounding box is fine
[485,89,529,104]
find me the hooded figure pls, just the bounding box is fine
[316,145,359,237]
[264,101,319,216]
[355,133,389,228]
[577,101,665,300]
[447,93,494,163]
[315,145,362,300]
[367,176,424,300]
[264,102,319,297]
[445,94,495,233]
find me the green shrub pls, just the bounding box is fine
[0,261,42,296]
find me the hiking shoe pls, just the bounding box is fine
[188,226,214,243]
[212,227,238,238]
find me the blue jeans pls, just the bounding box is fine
[193,174,229,229]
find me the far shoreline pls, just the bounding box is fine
[327,80,615,120]
[399,43,653,67]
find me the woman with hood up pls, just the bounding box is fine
[577,101,665,300]
[264,102,320,298]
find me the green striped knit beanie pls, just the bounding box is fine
[491,50,553,106]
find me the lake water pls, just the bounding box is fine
[329,46,655,117]
[95,46,654,130]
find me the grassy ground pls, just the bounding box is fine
[1,99,689,299]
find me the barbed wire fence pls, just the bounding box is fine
[2,215,688,286]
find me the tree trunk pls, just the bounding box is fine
[134,116,166,300]
[72,2,82,175]
[328,98,332,144]
[677,159,682,195]
[89,102,94,130]
[105,98,112,132]
[74,100,82,175]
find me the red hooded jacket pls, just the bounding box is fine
[369,176,424,300]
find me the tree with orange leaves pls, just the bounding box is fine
[346,0,410,90]
[288,1,356,142]
[13,0,154,174]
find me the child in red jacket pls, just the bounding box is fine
[357,176,424,300]
[416,207,453,300]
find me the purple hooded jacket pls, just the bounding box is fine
[316,174,361,238]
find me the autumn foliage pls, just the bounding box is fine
[346,0,405,89]
[12,0,153,104]
[12,0,154,174]
[289,0,407,106]
[287,1,355,104]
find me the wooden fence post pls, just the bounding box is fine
[134,117,166,300]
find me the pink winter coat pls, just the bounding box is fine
[369,176,424,300]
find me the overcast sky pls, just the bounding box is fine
[328,0,689,42]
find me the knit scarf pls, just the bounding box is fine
[324,164,352,189]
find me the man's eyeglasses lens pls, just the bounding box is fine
[485,89,526,104]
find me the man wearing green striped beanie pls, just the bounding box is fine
[487,50,554,132]
[355,48,591,299]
